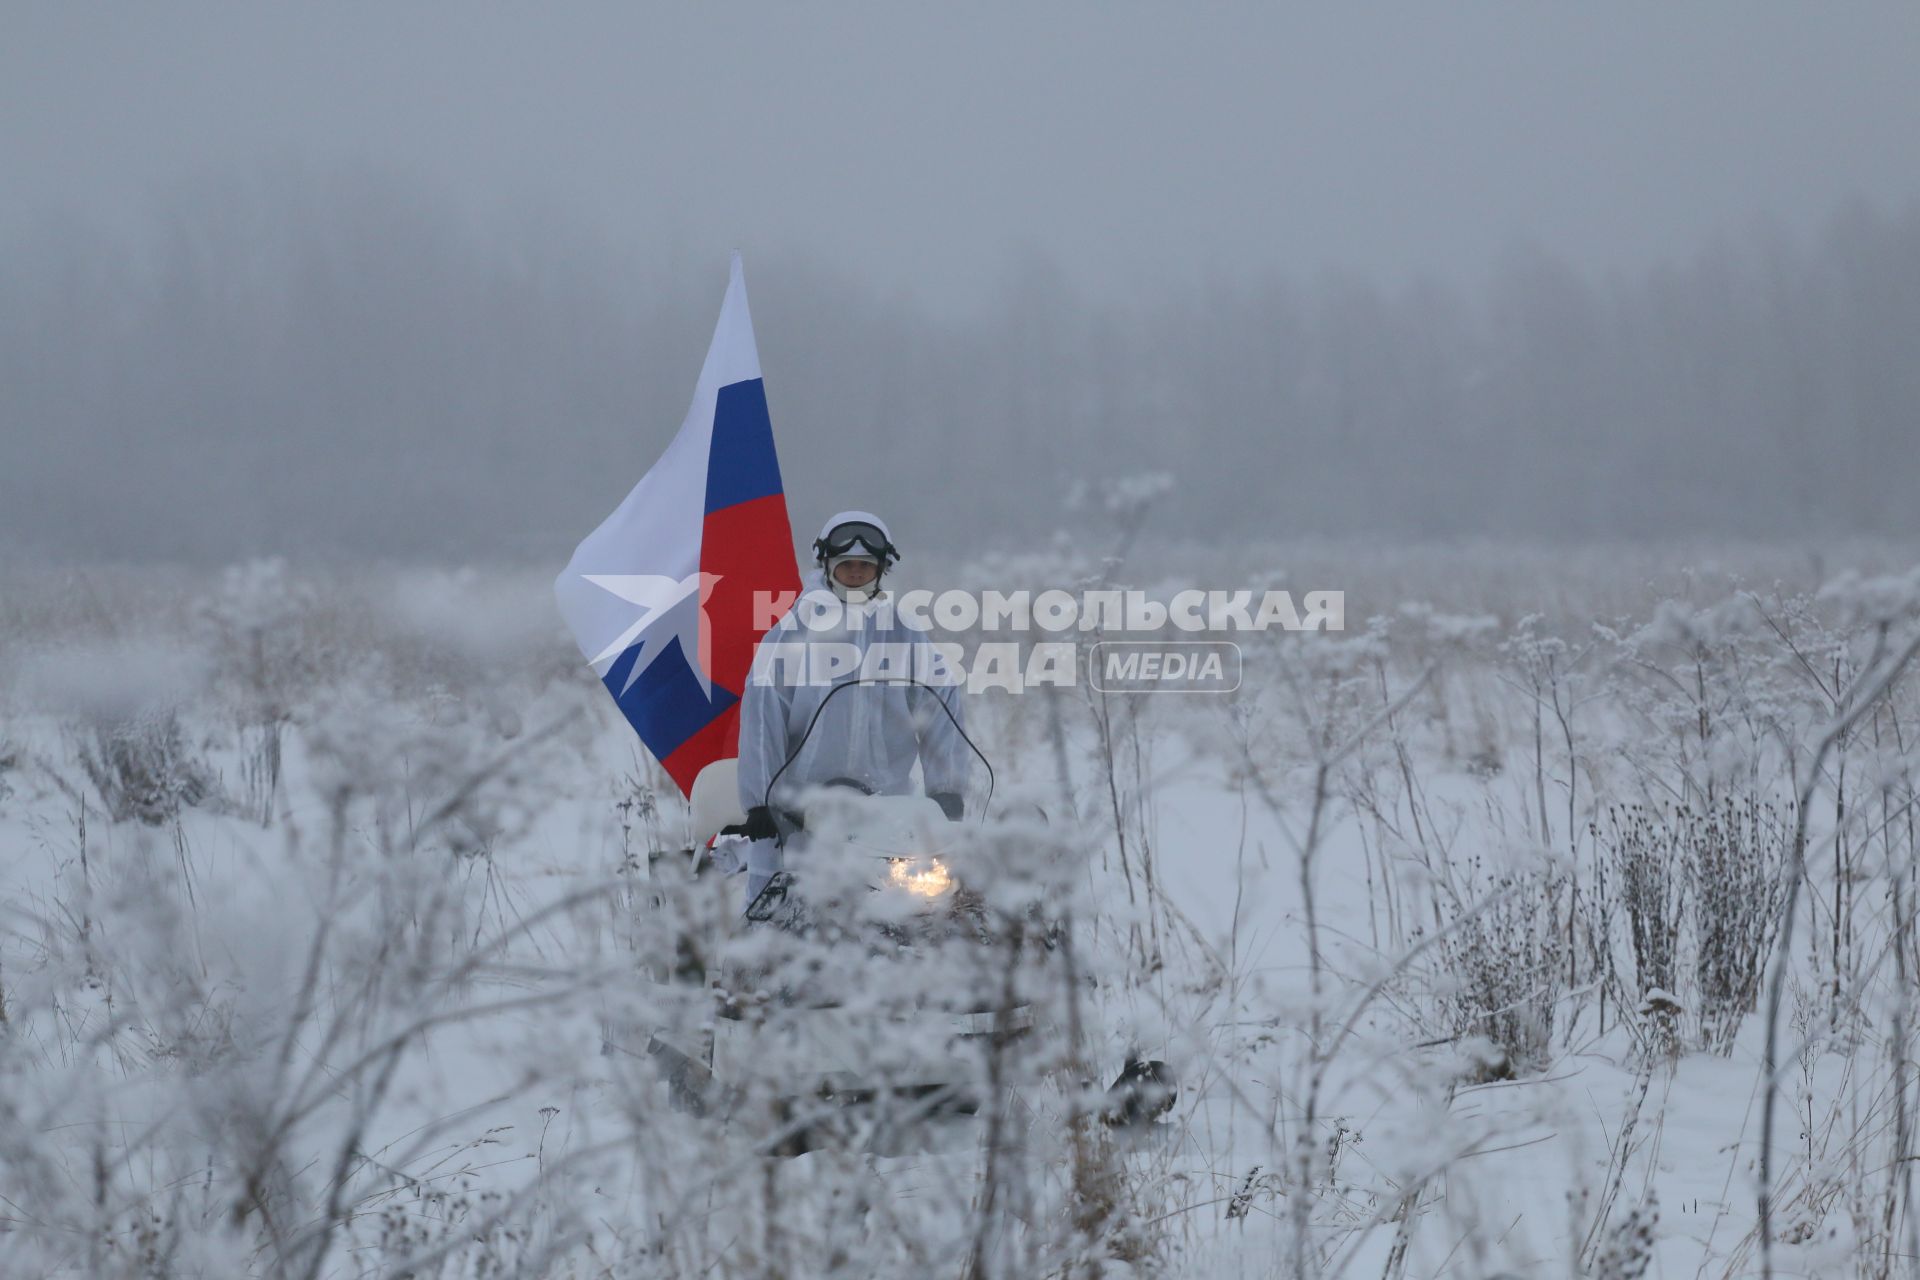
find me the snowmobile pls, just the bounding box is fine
[637,759,1043,1155]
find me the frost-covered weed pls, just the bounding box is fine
[1595,805,1689,1058]
[1429,862,1571,1080]
[1685,794,1790,1054]
[76,708,215,826]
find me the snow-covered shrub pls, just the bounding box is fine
[199,559,320,823]
[1594,805,1688,1057]
[1588,1194,1658,1280]
[1431,863,1571,1081]
[15,633,216,824]
[76,709,215,826]
[0,660,607,1276]
[1588,795,1790,1056]
[1685,793,1790,1054]
[1612,594,1795,805]
[602,795,1168,1276]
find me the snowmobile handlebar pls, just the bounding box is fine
[761,676,994,847]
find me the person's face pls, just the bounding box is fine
[832,558,879,589]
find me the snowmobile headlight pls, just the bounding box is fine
[886,856,953,898]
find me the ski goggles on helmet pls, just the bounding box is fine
[813,521,898,565]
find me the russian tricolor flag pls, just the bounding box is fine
[555,254,801,795]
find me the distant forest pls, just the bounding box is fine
[5,171,1917,561]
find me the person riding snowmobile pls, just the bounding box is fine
[732,511,971,906]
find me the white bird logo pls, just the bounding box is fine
[583,571,721,698]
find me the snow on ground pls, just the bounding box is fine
[2,546,1919,1276]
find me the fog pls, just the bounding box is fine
[5,3,1920,561]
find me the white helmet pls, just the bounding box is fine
[814,511,899,603]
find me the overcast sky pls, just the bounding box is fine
[7,2,1919,308]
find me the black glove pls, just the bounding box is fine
[722,805,806,841]
[930,791,964,822]
[724,806,779,841]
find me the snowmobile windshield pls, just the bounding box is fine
[815,521,897,564]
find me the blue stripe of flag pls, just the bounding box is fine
[600,634,740,763]
[703,378,784,514]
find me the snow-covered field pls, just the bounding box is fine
[4,541,1920,1278]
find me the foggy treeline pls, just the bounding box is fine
[4,170,1917,563]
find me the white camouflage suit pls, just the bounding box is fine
[734,570,971,906]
